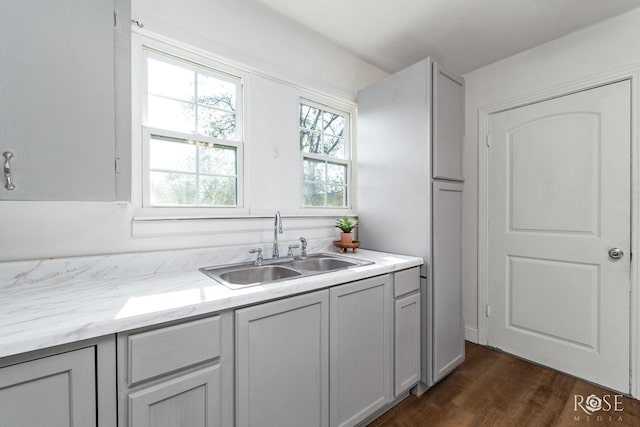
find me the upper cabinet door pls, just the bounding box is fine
[0,0,131,201]
[432,63,464,181]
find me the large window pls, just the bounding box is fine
[143,51,243,207]
[299,101,350,208]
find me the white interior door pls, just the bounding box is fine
[487,80,631,393]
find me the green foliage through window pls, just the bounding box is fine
[149,135,238,206]
[300,102,349,208]
[299,104,345,158]
[145,53,242,207]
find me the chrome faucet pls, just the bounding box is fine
[249,248,264,266]
[273,211,283,258]
[299,237,307,259]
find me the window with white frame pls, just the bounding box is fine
[143,50,243,207]
[299,101,350,208]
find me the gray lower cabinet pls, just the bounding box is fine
[0,337,117,427]
[129,365,221,427]
[118,312,233,427]
[236,289,330,427]
[394,293,421,395]
[235,275,396,427]
[330,275,393,427]
[393,267,421,396]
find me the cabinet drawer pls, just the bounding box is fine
[128,316,220,385]
[394,267,420,298]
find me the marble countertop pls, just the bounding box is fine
[0,249,422,359]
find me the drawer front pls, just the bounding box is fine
[394,267,420,298]
[128,316,220,385]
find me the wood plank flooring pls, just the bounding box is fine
[369,342,640,426]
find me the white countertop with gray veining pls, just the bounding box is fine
[0,248,422,359]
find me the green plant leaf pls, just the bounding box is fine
[335,216,358,232]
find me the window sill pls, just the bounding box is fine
[131,211,354,239]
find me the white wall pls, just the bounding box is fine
[461,7,640,342]
[0,0,386,262]
[132,0,386,100]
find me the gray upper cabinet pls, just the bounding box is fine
[0,0,131,201]
[432,63,464,181]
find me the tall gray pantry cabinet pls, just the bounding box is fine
[357,58,465,388]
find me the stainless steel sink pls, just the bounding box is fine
[201,264,302,289]
[220,265,301,285]
[289,257,358,272]
[200,253,373,289]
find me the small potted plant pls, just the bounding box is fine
[335,216,358,244]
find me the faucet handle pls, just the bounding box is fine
[299,237,308,258]
[287,244,300,258]
[249,248,263,265]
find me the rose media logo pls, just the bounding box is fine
[573,393,624,423]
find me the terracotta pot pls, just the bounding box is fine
[340,232,353,244]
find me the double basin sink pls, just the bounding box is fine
[200,253,373,289]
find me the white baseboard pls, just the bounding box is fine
[464,325,479,343]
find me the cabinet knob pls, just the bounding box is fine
[3,151,15,191]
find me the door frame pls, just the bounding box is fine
[477,66,640,396]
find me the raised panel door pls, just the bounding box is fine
[129,366,221,427]
[0,347,96,427]
[432,63,464,181]
[236,290,329,427]
[432,181,465,382]
[395,292,421,396]
[330,275,393,427]
[487,80,631,392]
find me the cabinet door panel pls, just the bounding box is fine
[432,181,465,382]
[129,365,220,427]
[395,292,421,395]
[0,347,96,427]
[433,63,464,181]
[330,275,393,427]
[236,290,329,427]
[0,0,130,201]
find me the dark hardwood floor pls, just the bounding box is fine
[369,342,640,426]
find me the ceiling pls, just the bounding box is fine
[245,0,640,74]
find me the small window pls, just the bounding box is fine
[143,52,243,207]
[299,101,350,208]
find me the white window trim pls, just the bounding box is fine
[299,97,353,210]
[130,31,358,234]
[142,127,244,208]
[144,48,243,140]
[132,33,249,218]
